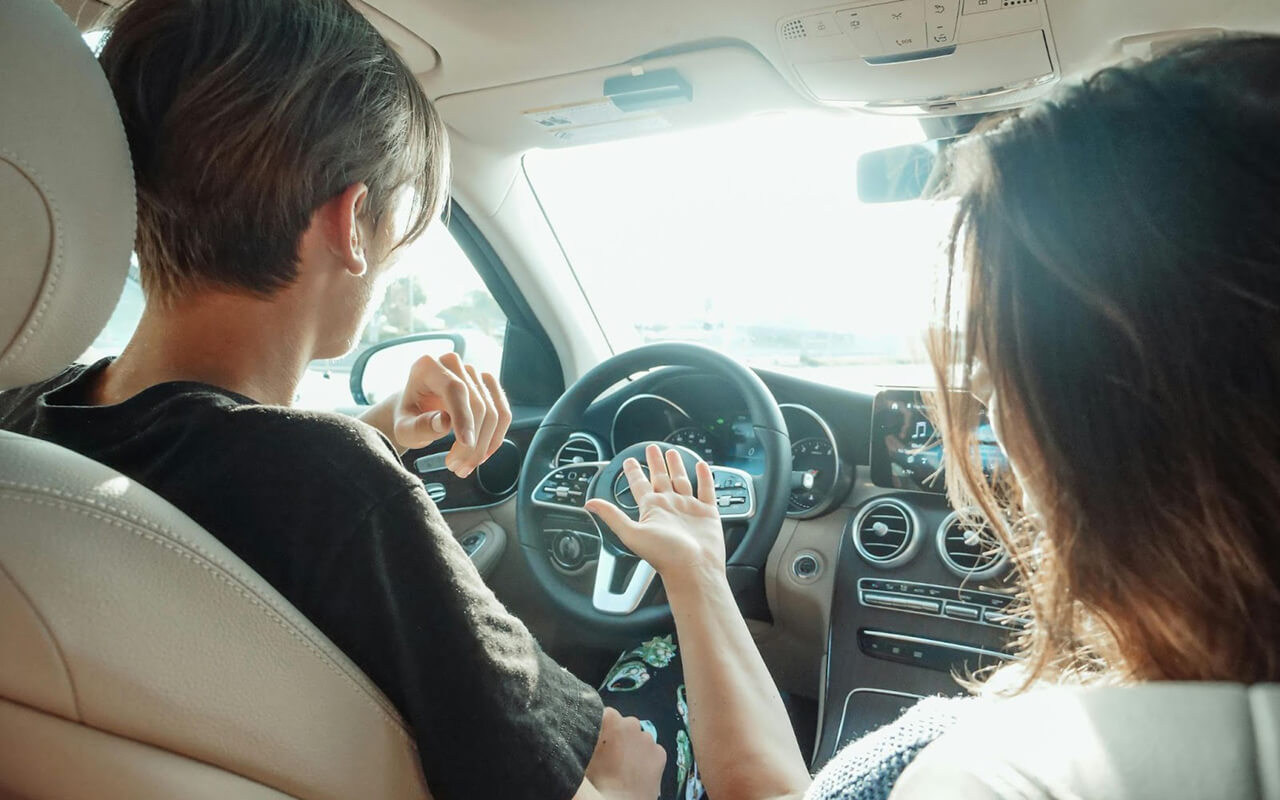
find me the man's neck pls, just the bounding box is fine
[94,289,319,407]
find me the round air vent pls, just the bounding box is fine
[851,499,921,568]
[936,510,1007,580]
[554,433,604,467]
[475,439,520,496]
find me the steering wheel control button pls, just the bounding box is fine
[532,463,603,511]
[709,465,755,520]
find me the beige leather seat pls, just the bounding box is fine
[891,683,1280,800]
[0,0,430,796]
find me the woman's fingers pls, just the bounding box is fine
[645,444,671,493]
[585,498,644,547]
[665,448,693,496]
[621,457,652,502]
[695,461,716,506]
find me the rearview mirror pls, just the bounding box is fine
[350,333,467,406]
[857,142,939,203]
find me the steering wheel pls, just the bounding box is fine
[516,343,792,640]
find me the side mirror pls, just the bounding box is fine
[857,141,940,203]
[350,333,467,406]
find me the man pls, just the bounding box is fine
[0,0,662,797]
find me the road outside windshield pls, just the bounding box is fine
[524,112,954,390]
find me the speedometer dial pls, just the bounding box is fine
[665,427,717,464]
[789,437,837,513]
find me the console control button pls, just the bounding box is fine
[857,578,1017,629]
[943,602,981,621]
[862,590,942,615]
[982,609,1029,629]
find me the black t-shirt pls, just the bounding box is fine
[0,359,603,800]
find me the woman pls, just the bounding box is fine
[587,33,1280,799]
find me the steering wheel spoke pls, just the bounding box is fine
[592,550,658,615]
[709,465,756,520]
[531,462,608,513]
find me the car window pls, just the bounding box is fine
[83,222,508,410]
[297,222,507,409]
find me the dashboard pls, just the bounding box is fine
[405,366,1015,775]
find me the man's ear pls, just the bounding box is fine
[318,182,371,277]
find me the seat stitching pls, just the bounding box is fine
[0,477,370,672]
[0,148,63,370]
[0,489,415,743]
[0,560,82,720]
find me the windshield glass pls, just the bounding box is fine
[524,111,955,390]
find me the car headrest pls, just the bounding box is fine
[0,0,134,391]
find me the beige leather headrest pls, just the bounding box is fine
[0,0,134,391]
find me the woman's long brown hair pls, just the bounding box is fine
[930,35,1280,689]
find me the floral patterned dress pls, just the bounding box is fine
[600,634,706,800]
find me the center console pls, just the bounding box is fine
[811,390,1020,768]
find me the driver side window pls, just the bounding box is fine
[83,222,508,411]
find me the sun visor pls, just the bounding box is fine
[352,0,439,74]
[435,44,810,151]
[776,0,1059,113]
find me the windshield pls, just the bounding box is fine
[524,111,955,390]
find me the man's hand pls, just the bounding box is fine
[392,352,511,478]
[585,444,726,588]
[582,707,666,800]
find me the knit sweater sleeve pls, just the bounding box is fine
[805,696,974,800]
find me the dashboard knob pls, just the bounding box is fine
[552,532,586,569]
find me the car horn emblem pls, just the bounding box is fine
[612,467,648,510]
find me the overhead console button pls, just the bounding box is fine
[801,12,842,37]
[834,8,883,54]
[869,0,926,54]
[927,0,961,44]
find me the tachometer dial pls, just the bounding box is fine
[789,437,837,513]
[665,426,717,464]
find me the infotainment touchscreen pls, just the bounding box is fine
[869,389,1005,494]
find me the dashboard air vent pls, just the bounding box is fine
[937,511,1007,579]
[851,499,920,568]
[555,433,603,467]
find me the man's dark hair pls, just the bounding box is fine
[99,0,447,299]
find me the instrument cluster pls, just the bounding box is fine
[610,394,850,518]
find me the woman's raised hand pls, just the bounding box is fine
[585,443,726,588]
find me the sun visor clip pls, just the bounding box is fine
[604,68,693,112]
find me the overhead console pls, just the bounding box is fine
[776,0,1058,113]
